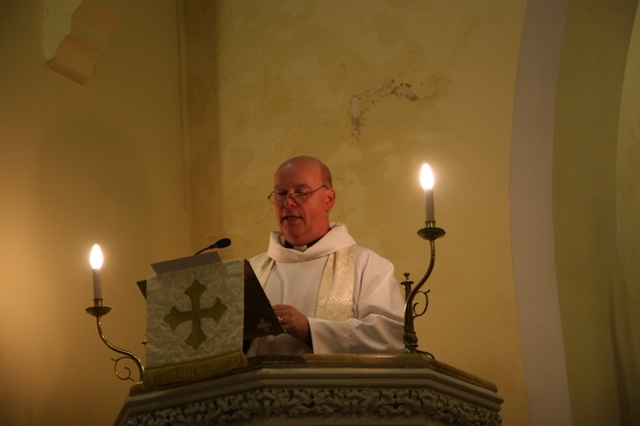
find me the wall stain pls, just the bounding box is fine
[350,76,452,138]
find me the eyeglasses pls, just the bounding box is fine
[267,185,328,205]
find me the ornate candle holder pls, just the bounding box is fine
[402,220,446,356]
[86,298,145,382]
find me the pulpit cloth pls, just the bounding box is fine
[144,259,248,387]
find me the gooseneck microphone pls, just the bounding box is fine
[193,238,232,255]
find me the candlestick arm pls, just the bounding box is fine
[86,299,145,383]
[403,222,445,355]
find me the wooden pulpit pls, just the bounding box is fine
[114,354,503,425]
[118,255,503,425]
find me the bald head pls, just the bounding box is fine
[275,156,332,188]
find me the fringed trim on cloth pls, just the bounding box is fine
[144,350,248,388]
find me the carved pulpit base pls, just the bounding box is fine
[115,354,503,426]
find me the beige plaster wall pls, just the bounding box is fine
[0,1,188,425]
[184,1,528,424]
[554,0,640,424]
[16,1,640,424]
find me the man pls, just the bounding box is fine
[247,156,405,355]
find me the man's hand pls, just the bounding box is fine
[273,304,310,343]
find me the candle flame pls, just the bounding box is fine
[90,244,103,270]
[420,163,435,190]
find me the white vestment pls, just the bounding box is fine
[247,223,405,355]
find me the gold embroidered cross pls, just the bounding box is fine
[164,279,227,350]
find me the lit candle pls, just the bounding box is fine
[90,244,104,300]
[420,164,435,222]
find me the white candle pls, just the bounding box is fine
[420,164,435,222]
[90,244,104,300]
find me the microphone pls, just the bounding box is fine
[193,238,232,256]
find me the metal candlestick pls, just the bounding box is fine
[86,298,145,382]
[403,220,446,355]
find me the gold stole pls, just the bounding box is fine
[252,246,354,321]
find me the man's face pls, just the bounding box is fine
[272,160,335,246]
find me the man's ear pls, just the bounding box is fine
[324,188,336,211]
